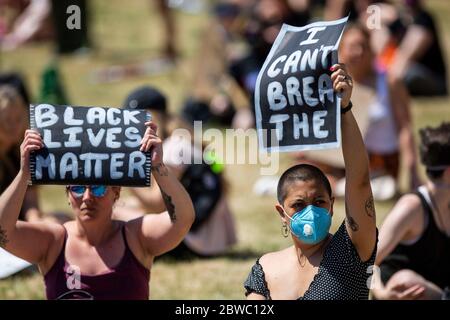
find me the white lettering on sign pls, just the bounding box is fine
[32,105,150,184]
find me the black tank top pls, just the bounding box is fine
[380,189,450,289]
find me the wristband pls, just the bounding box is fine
[341,101,353,114]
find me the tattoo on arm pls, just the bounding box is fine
[345,207,359,232]
[152,163,176,221]
[365,195,376,219]
[152,163,168,177]
[0,226,8,248]
[160,189,176,222]
[346,216,359,232]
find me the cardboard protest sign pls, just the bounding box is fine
[29,104,151,186]
[301,80,375,168]
[255,16,349,152]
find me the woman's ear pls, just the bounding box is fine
[444,167,450,183]
[275,203,287,223]
[329,196,335,216]
[112,187,121,202]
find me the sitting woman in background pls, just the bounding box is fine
[244,63,378,300]
[119,85,237,258]
[0,85,41,222]
[372,122,450,300]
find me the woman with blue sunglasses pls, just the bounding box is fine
[0,121,195,299]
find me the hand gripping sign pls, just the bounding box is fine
[29,104,151,186]
[255,16,349,152]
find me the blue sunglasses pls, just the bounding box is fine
[67,185,108,198]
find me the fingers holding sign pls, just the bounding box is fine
[141,121,163,166]
[330,63,353,109]
[20,129,44,179]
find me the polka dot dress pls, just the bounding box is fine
[244,220,378,300]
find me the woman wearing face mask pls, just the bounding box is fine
[372,123,450,300]
[244,63,378,300]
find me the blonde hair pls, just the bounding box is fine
[0,85,27,113]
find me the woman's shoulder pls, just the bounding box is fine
[390,192,424,224]
[244,249,292,300]
[259,246,294,274]
[384,192,425,239]
[40,221,69,275]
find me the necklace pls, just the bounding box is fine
[295,235,331,269]
[297,252,307,268]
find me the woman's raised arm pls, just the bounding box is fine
[331,63,377,262]
[0,130,63,266]
[128,122,195,258]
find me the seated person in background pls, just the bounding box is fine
[324,0,402,62]
[180,1,256,130]
[244,64,378,300]
[0,79,65,280]
[0,72,31,106]
[229,0,290,107]
[0,0,53,51]
[119,85,237,258]
[388,0,447,97]
[372,122,450,300]
[0,85,41,222]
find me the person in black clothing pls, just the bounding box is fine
[244,64,378,300]
[229,0,300,105]
[373,122,450,300]
[117,86,237,258]
[389,0,447,97]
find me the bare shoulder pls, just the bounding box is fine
[47,221,68,246]
[391,193,423,221]
[387,193,424,238]
[124,216,146,248]
[258,247,297,297]
[124,216,153,268]
[259,246,294,274]
[39,222,67,274]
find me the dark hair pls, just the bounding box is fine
[123,86,167,113]
[0,72,30,106]
[277,164,332,204]
[343,22,371,41]
[419,122,450,180]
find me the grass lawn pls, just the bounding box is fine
[1,0,450,299]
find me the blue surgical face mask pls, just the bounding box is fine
[283,205,332,245]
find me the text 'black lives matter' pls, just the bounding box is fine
[29,104,151,186]
[255,16,349,152]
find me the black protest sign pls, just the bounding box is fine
[29,104,151,186]
[255,17,348,152]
